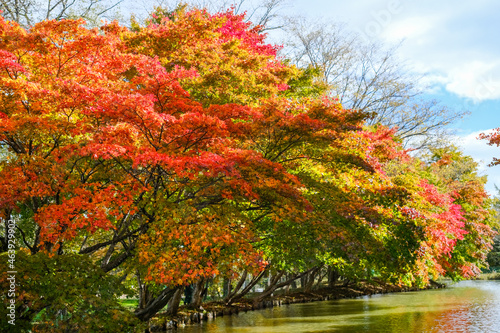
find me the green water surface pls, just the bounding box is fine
[179,280,500,333]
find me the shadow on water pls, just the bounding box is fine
[179,280,500,333]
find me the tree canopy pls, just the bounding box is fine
[0,5,497,331]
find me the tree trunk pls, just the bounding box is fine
[284,273,291,294]
[225,269,268,305]
[314,267,327,289]
[200,278,210,301]
[136,271,149,310]
[224,271,247,304]
[252,271,284,305]
[135,286,179,321]
[327,266,340,288]
[300,274,306,289]
[252,269,313,305]
[304,267,321,292]
[166,287,184,316]
[223,277,231,298]
[190,278,207,309]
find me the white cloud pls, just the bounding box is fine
[378,1,500,102]
[445,62,500,101]
[317,0,500,103]
[381,15,439,43]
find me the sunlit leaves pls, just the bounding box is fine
[0,9,496,328]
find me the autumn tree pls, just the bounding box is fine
[125,7,497,298]
[128,6,296,107]
[285,132,496,286]
[0,9,312,325]
[0,16,177,328]
[419,146,497,278]
[141,0,290,31]
[377,144,497,283]
[480,129,500,166]
[479,126,500,271]
[487,192,500,269]
[487,235,500,268]
[0,6,497,330]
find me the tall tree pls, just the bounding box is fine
[0,7,496,330]
[419,146,497,278]
[128,6,295,106]
[141,0,290,31]
[0,9,309,324]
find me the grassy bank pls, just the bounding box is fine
[475,272,500,280]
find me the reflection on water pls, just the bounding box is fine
[178,280,500,333]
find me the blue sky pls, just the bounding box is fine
[279,0,500,193]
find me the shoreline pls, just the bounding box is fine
[475,272,500,281]
[147,280,445,332]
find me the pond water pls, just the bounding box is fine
[178,280,500,333]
